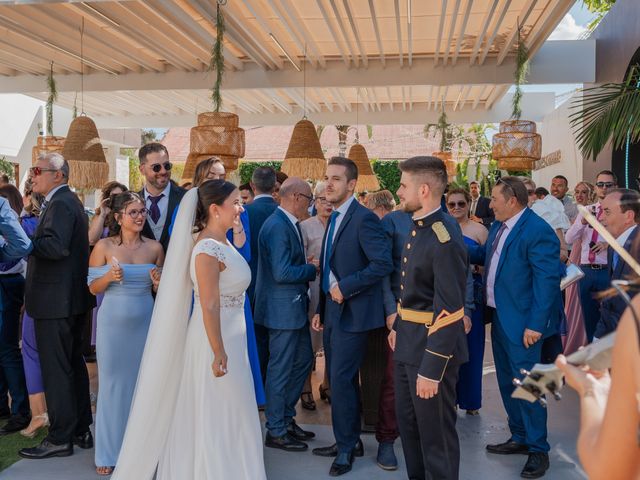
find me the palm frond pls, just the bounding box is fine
[570,65,640,160]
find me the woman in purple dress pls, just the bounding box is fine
[19,179,48,437]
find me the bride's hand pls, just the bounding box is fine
[212,351,228,377]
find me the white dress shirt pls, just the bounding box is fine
[565,202,608,265]
[324,195,356,289]
[486,208,527,308]
[253,193,273,201]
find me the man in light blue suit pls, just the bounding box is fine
[255,178,319,453]
[468,176,561,480]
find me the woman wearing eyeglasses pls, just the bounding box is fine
[88,192,164,476]
[446,188,488,415]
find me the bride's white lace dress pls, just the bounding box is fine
[157,238,266,479]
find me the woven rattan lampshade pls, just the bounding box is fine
[32,135,65,165]
[432,151,457,181]
[492,120,541,171]
[281,119,326,180]
[61,115,108,190]
[182,112,245,181]
[348,143,380,193]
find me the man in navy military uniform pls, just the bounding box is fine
[389,156,468,480]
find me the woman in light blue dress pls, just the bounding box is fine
[88,192,164,476]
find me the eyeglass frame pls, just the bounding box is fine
[296,192,314,205]
[595,181,615,188]
[124,208,148,219]
[30,166,60,176]
[149,162,173,173]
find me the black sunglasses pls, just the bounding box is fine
[447,201,467,208]
[150,162,172,173]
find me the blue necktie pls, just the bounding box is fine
[322,211,340,293]
[612,251,620,271]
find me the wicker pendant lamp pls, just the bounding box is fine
[183,112,245,181]
[61,115,108,189]
[348,143,379,192]
[432,151,457,181]
[182,1,245,182]
[492,23,541,172]
[281,119,326,180]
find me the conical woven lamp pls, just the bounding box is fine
[348,143,380,193]
[492,120,541,171]
[281,119,326,180]
[61,115,108,190]
[183,112,245,181]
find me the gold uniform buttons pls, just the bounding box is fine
[403,257,407,263]
[418,221,424,227]
[412,231,416,237]
[400,285,404,290]
[407,243,411,249]
[402,271,405,277]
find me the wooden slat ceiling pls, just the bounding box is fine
[0,0,576,119]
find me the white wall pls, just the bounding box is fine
[532,94,584,190]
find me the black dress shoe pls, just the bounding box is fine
[329,452,354,477]
[521,452,549,478]
[312,439,364,457]
[486,439,529,455]
[73,431,94,449]
[19,439,73,459]
[287,420,315,441]
[265,432,308,452]
[0,414,31,435]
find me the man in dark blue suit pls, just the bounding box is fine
[311,157,393,476]
[595,188,640,338]
[469,177,561,479]
[255,178,319,452]
[245,167,278,380]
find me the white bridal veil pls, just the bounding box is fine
[111,187,199,479]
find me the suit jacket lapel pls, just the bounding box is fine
[330,200,357,259]
[275,209,304,257]
[496,208,530,277]
[159,184,179,245]
[617,226,639,277]
[39,185,69,228]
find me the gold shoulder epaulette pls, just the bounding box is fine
[432,221,451,243]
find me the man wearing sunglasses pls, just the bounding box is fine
[20,153,95,459]
[137,143,186,252]
[565,170,617,342]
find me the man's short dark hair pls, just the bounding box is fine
[535,187,549,197]
[609,188,640,222]
[552,175,568,186]
[496,176,528,207]
[469,180,479,186]
[138,142,169,164]
[239,182,254,195]
[327,156,358,182]
[276,171,289,184]
[597,169,618,184]
[398,156,447,197]
[251,167,277,194]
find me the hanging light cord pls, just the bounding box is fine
[80,17,85,115]
[303,43,307,119]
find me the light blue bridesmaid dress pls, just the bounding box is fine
[88,264,155,467]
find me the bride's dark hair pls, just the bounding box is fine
[105,192,146,244]
[194,179,238,232]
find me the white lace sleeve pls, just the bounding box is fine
[194,239,227,263]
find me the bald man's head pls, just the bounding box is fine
[279,177,313,219]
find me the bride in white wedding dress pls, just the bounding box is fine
[112,181,266,480]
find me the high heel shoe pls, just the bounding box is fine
[319,385,331,404]
[20,413,49,439]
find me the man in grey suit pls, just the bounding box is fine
[255,178,319,452]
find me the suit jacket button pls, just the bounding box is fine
[412,231,416,237]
